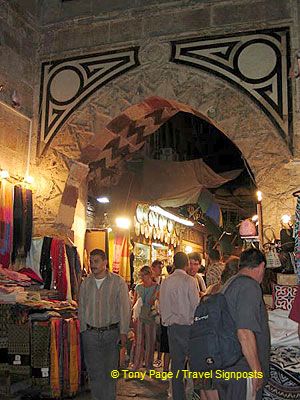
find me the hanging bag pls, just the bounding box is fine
[265,246,281,269]
[239,219,257,237]
[132,296,143,321]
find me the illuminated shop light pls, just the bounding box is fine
[24,175,34,184]
[149,205,194,227]
[185,246,193,254]
[281,214,291,224]
[116,217,131,229]
[252,215,258,222]
[256,191,262,202]
[97,196,110,204]
[0,170,9,179]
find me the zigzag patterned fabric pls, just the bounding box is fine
[295,197,300,283]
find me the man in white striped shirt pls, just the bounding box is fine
[79,249,131,400]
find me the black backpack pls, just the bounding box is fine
[189,292,242,372]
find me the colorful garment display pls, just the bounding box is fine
[50,318,62,398]
[51,239,67,300]
[0,181,14,267]
[12,186,32,263]
[65,245,81,301]
[110,232,131,282]
[40,237,53,290]
[295,196,300,282]
[26,238,43,279]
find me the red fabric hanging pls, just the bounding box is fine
[50,239,67,300]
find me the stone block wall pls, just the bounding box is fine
[1,0,300,250]
[0,1,38,179]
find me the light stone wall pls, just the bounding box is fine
[0,1,39,200]
[1,0,300,246]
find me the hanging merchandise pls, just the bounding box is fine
[26,237,44,279]
[65,245,82,302]
[12,186,33,263]
[280,228,295,252]
[239,218,257,237]
[111,232,130,282]
[0,180,14,267]
[264,244,282,269]
[206,202,222,226]
[51,239,68,300]
[40,237,53,290]
[294,195,300,282]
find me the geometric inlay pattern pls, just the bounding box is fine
[171,28,292,146]
[38,47,140,155]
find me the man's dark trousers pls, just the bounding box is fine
[168,324,191,400]
[82,327,119,400]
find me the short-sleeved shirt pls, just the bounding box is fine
[222,274,270,378]
[136,283,159,306]
[206,262,224,287]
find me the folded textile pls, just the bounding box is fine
[18,268,44,284]
[29,311,61,321]
[0,266,31,282]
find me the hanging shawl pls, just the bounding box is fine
[0,181,14,267]
[51,239,67,300]
[294,197,300,282]
[40,237,53,289]
[66,245,81,301]
[12,186,33,263]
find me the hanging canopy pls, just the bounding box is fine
[140,158,241,208]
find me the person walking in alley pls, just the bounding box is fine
[160,252,199,400]
[78,249,131,400]
[216,248,270,400]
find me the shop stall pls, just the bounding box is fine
[0,179,83,398]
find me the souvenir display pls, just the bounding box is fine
[136,204,144,224]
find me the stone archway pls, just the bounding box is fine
[34,41,299,240]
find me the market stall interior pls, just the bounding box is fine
[0,112,298,399]
[86,112,259,282]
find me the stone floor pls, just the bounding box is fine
[74,372,169,399]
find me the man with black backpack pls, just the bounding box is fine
[216,248,270,400]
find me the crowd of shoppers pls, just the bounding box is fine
[77,245,300,400]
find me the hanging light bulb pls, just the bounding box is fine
[0,170,10,179]
[24,175,34,184]
[256,191,262,202]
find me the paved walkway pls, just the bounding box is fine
[75,372,169,399]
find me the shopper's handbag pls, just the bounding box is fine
[140,304,154,324]
[132,296,143,321]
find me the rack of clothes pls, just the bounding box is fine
[0,302,81,398]
[0,181,33,268]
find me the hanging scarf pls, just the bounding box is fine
[294,196,300,282]
[69,318,80,396]
[24,189,33,255]
[51,239,67,300]
[0,181,13,267]
[66,245,81,301]
[40,237,53,289]
[12,186,33,263]
[50,318,62,398]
